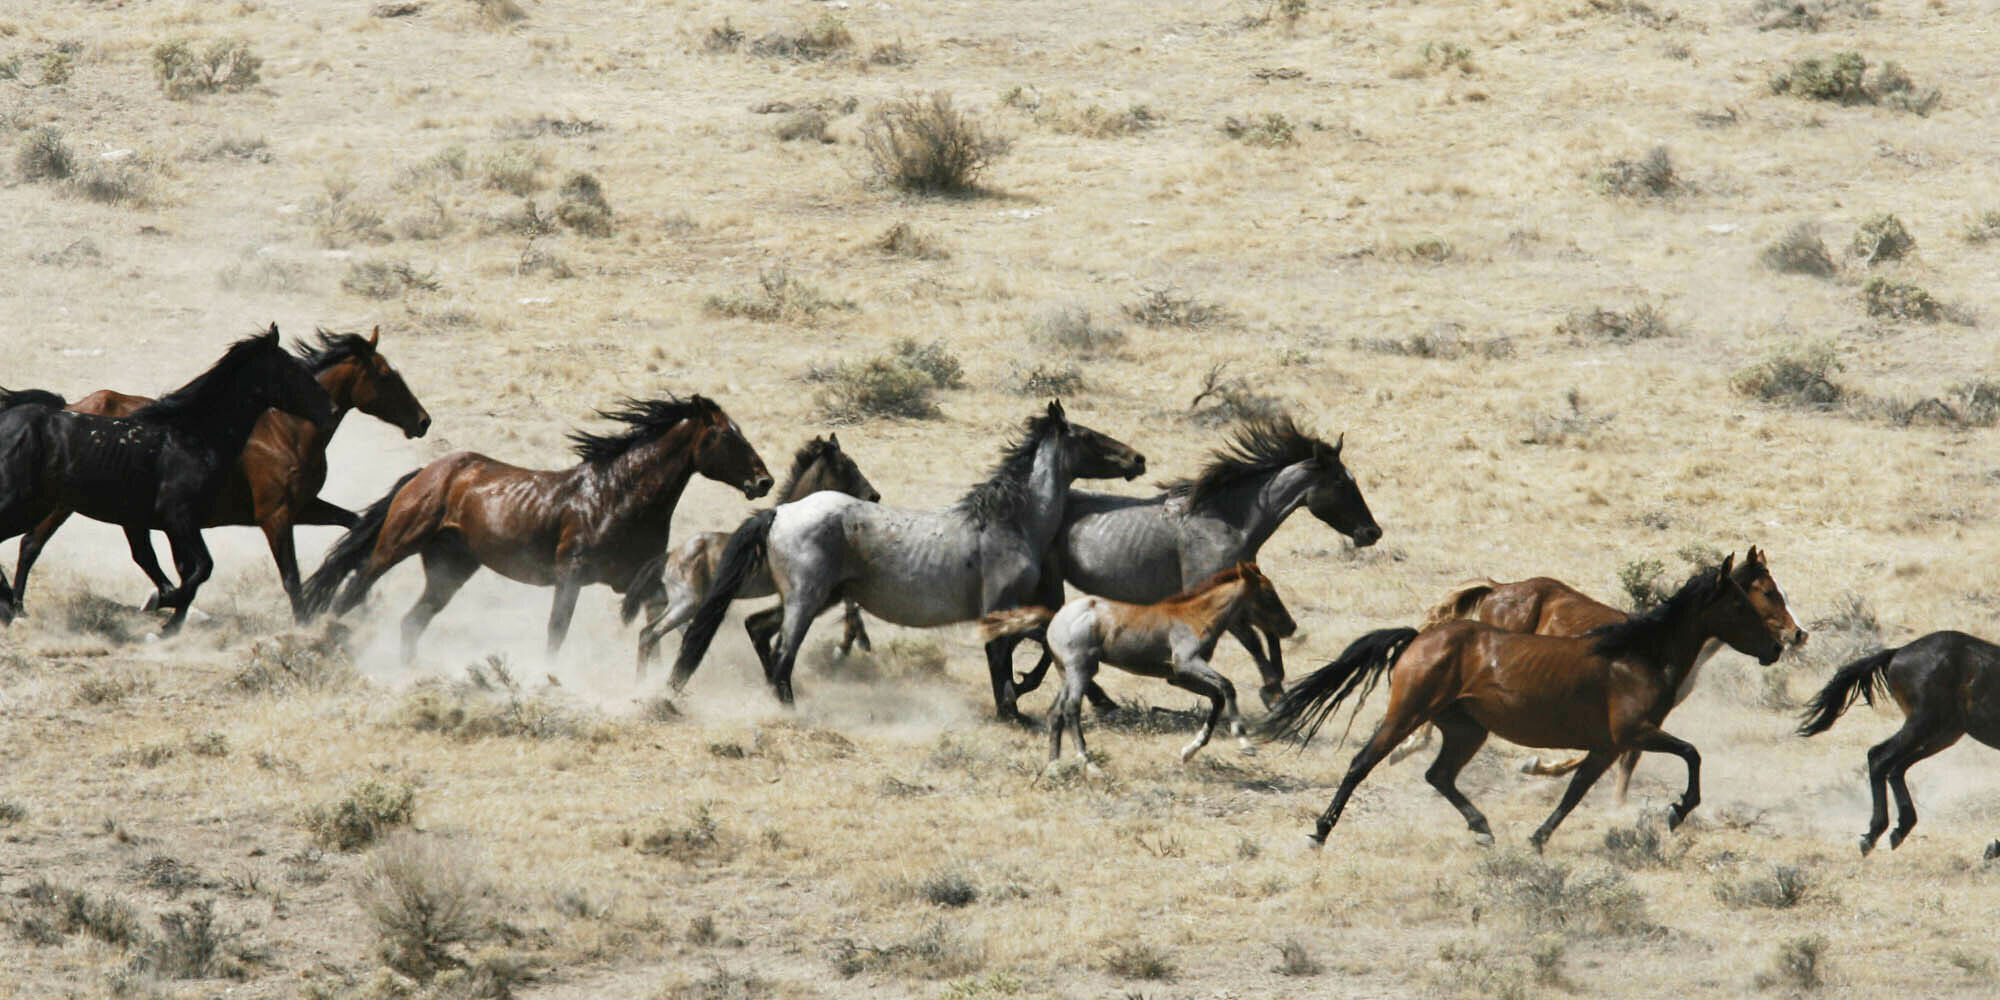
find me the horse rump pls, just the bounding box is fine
[1260,626,1417,746]
[1797,646,1897,736]
[300,470,419,617]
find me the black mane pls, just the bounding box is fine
[958,408,1065,526]
[1163,413,1333,511]
[132,330,284,424]
[568,395,714,466]
[293,328,374,374]
[1588,565,1732,660]
[776,436,838,499]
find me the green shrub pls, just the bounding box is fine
[1850,213,1915,264]
[1770,52,1868,104]
[750,15,854,61]
[1861,278,1943,322]
[554,170,613,237]
[152,39,261,99]
[17,125,75,181]
[305,780,416,851]
[1731,341,1845,408]
[1220,112,1295,146]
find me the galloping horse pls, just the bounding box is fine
[981,563,1296,769]
[8,328,430,621]
[0,326,335,633]
[1799,631,2000,856]
[671,401,1145,722]
[1412,548,1807,798]
[621,433,881,676]
[1264,556,1787,851]
[300,395,771,664]
[1016,415,1379,710]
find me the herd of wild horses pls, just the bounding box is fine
[2,326,1998,856]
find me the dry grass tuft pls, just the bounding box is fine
[1755,934,1829,990]
[1601,813,1689,868]
[17,125,76,182]
[1752,0,1877,30]
[151,39,261,99]
[1478,851,1652,935]
[304,780,417,852]
[1760,222,1837,277]
[1871,61,1941,116]
[1033,305,1126,356]
[1523,388,1614,447]
[813,339,963,422]
[832,919,986,979]
[811,635,950,680]
[1961,210,2000,245]
[355,834,492,980]
[774,110,831,143]
[637,804,735,864]
[343,258,441,299]
[1220,112,1296,147]
[707,268,855,323]
[53,589,152,643]
[1558,303,1673,342]
[392,661,603,742]
[1731,341,1845,409]
[16,878,148,949]
[1849,213,1915,264]
[0,799,27,825]
[862,92,1010,195]
[231,631,357,694]
[1273,937,1323,976]
[1861,277,1967,325]
[138,900,257,980]
[874,221,949,259]
[470,0,528,27]
[554,171,613,237]
[1102,941,1177,981]
[1717,862,1820,909]
[750,15,854,61]
[1353,326,1514,360]
[1769,52,1868,104]
[482,145,546,197]
[1188,363,1283,427]
[1013,363,1086,396]
[1596,146,1681,198]
[1124,286,1227,329]
[917,868,979,908]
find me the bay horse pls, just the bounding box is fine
[620,433,881,676]
[980,563,1296,769]
[1798,631,2000,856]
[1411,548,1807,797]
[670,401,1145,723]
[299,395,772,664]
[0,326,335,633]
[1263,555,1787,851]
[8,327,430,621]
[1015,414,1379,710]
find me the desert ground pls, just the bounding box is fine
[3,0,1999,996]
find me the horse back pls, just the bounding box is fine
[1472,577,1625,636]
[1058,493,1183,603]
[1404,623,1626,749]
[65,389,153,419]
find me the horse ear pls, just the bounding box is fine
[1746,545,1764,566]
[367,326,381,349]
[1046,399,1067,423]
[1333,433,1344,457]
[826,432,840,447]
[1717,553,1736,584]
[263,322,280,344]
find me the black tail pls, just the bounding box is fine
[619,552,671,624]
[0,388,67,410]
[669,509,776,690]
[300,470,417,618]
[1260,627,1418,746]
[1797,646,1897,737]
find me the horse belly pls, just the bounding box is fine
[815,505,980,627]
[49,428,169,525]
[845,563,976,628]
[1062,512,1180,603]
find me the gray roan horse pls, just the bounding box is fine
[1015,414,1379,710]
[620,433,881,676]
[671,401,1146,723]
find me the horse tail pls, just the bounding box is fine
[1260,626,1419,746]
[671,509,776,690]
[979,607,1055,643]
[1420,579,1497,630]
[619,552,671,624]
[0,388,67,411]
[300,470,417,618]
[1797,646,1897,737]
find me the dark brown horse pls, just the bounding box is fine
[301,395,771,664]
[1414,548,1808,797]
[8,328,430,621]
[1264,555,1787,851]
[1799,631,2000,856]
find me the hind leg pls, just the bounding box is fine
[157,525,214,635]
[1859,720,1929,855]
[298,496,359,529]
[1888,723,1961,851]
[1048,653,1098,772]
[122,527,174,611]
[11,508,76,613]
[760,576,838,706]
[636,593,697,679]
[1312,708,1437,846]
[258,514,311,623]
[1425,706,1495,844]
[1167,654,1249,762]
[1228,618,1285,709]
[838,599,871,654]
[400,537,479,667]
[744,605,783,679]
[1529,750,1616,852]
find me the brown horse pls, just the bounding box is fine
[301,395,771,664]
[8,328,430,621]
[981,563,1296,770]
[1412,548,1808,797]
[1265,555,1788,851]
[1799,631,2000,856]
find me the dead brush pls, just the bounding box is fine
[1962,210,2000,245]
[814,339,963,422]
[312,177,392,247]
[874,220,949,259]
[831,919,986,979]
[1188,363,1282,428]
[1219,112,1296,147]
[1752,0,1877,31]
[303,780,417,852]
[1038,100,1161,138]
[1352,325,1514,360]
[151,39,261,99]
[862,92,1010,195]
[52,588,152,643]
[1477,851,1652,935]
[1715,862,1820,909]
[707,268,856,323]
[553,170,613,237]
[1013,363,1086,396]
[1595,145,1682,198]
[1522,388,1613,447]
[1558,302,1674,342]
[749,14,854,61]
[1755,934,1829,990]
[1601,812,1688,868]
[1849,213,1915,265]
[1034,305,1126,355]
[636,804,735,863]
[16,125,76,181]
[1102,941,1177,981]
[1795,591,1883,674]
[774,109,831,142]
[343,259,441,300]
[1861,277,1969,325]
[1760,222,1837,276]
[1125,286,1228,329]
[355,834,492,981]
[16,878,147,949]
[1730,341,1846,409]
[1273,937,1323,976]
[808,635,949,680]
[391,665,601,742]
[137,900,257,980]
[231,630,357,695]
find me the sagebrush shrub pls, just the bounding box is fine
[862,92,1009,195]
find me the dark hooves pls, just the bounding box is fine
[1983,840,2000,862]
[1889,828,1911,850]
[141,594,162,612]
[998,710,1041,731]
[1858,835,1877,857]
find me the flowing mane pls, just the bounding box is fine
[293,328,376,374]
[1161,413,1336,511]
[568,395,716,466]
[1588,564,1732,660]
[957,407,1065,526]
[132,329,284,424]
[776,436,838,499]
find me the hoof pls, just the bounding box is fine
[1859,835,1876,857]
[1473,831,1495,847]
[141,594,161,612]
[1665,807,1687,831]
[1304,834,1326,851]
[1890,828,1911,850]
[1983,840,2000,862]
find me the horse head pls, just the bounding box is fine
[797,432,880,503]
[1733,545,1807,649]
[1048,400,1146,482]
[1303,434,1381,547]
[1703,553,1787,666]
[339,327,432,439]
[692,397,773,499]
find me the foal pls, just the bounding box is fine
[981,564,1295,769]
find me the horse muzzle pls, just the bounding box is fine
[741,475,774,499]
[1122,455,1147,480]
[1349,523,1382,547]
[406,412,432,439]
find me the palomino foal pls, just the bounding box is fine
[982,563,1295,771]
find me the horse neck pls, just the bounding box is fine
[1643,605,1729,688]
[782,460,836,503]
[1017,435,1071,549]
[1204,462,1312,554]
[170,379,291,458]
[1172,579,1250,647]
[581,421,700,528]
[293,363,359,444]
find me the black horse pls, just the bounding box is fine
[1799,631,2000,856]
[0,325,334,633]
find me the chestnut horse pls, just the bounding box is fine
[1799,631,2000,856]
[8,328,430,621]
[301,395,771,664]
[1264,555,1787,851]
[981,563,1296,770]
[1412,548,1807,797]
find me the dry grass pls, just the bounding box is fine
[862,92,1009,195]
[304,780,417,852]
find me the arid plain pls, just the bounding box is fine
[3,0,1999,996]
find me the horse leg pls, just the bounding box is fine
[1630,728,1702,830]
[1425,706,1496,844]
[1049,653,1098,773]
[761,580,837,706]
[1887,723,1961,851]
[122,526,175,612]
[11,508,74,613]
[545,572,583,662]
[636,594,697,680]
[744,605,783,679]
[298,496,359,529]
[838,599,871,654]
[1528,750,1616,853]
[258,513,310,624]
[157,526,214,636]
[1860,722,1925,855]
[1312,710,1435,846]
[984,633,1035,726]
[1229,618,1284,710]
[1386,724,1437,766]
[400,537,478,667]
[1610,749,1642,804]
[1167,655,1247,762]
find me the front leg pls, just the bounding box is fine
[546,574,583,661]
[838,599,871,655]
[1228,617,1285,709]
[258,513,309,623]
[298,495,359,529]
[1631,728,1702,829]
[123,526,175,612]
